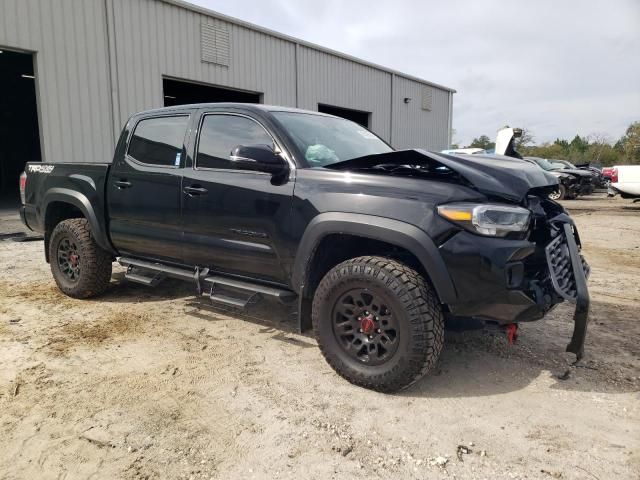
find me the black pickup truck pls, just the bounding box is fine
[19,103,590,392]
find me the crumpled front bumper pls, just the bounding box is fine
[441,217,590,360]
[546,222,590,360]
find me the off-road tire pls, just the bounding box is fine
[49,219,112,299]
[312,256,444,393]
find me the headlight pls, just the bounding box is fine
[437,203,531,237]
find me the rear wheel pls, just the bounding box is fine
[49,219,112,298]
[312,256,444,392]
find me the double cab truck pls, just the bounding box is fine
[19,104,590,392]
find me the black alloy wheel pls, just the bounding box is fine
[332,288,399,366]
[57,237,81,282]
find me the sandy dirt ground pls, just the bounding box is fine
[0,194,638,480]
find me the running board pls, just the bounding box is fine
[119,258,194,281]
[124,270,165,287]
[202,276,295,301]
[118,257,296,309]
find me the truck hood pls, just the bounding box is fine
[554,168,593,178]
[326,149,558,202]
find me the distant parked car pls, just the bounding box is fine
[527,157,592,199]
[547,159,597,195]
[552,160,605,187]
[440,148,487,155]
[582,167,607,188]
[609,166,640,199]
[602,167,614,187]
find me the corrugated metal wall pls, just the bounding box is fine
[108,0,297,130]
[297,46,392,140]
[0,0,114,163]
[0,0,453,166]
[392,76,452,150]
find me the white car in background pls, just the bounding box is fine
[609,165,640,200]
[441,147,488,155]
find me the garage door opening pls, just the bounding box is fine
[318,104,371,128]
[0,49,41,204]
[163,78,261,107]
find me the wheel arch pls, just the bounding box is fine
[292,213,458,330]
[43,189,115,261]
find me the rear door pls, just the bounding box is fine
[108,112,191,263]
[181,109,295,284]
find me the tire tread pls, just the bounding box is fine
[312,256,444,392]
[49,218,112,299]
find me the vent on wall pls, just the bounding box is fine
[421,87,433,111]
[201,23,230,66]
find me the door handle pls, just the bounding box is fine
[183,185,208,196]
[114,180,132,189]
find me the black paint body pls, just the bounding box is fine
[20,103,581,329]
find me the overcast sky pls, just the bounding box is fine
[192,0,639,147]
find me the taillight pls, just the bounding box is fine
[19,172,27,205]
[611,168,618,184]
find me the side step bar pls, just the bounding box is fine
[202,276,296,301]
[118,257,296,308]
[124,271,165,287]
[120,258,194,281]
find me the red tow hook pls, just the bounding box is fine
[505,323,518,345]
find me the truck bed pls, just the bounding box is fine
[21,162,112,251]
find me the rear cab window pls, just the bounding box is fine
[127,115,189,167]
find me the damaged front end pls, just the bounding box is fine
[538,210,591,360]
[326,149,591,360]
[439,194,591,360]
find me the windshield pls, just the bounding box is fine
[554,160,576,169]
[272,112,393,167]
[531,157,561,171]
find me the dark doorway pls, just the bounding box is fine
[0,49,41,203]
[318,104,371,128]
[163,78,261,107]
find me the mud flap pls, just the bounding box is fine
[562,223,590,361]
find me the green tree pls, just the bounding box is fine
[619,121,640,164]
[554,138,569,150]
[522,142,568,160]
[569,135,589,154]
[468,134,495,150]
[514,128,534,149]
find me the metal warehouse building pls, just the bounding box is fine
[0,0,455,198]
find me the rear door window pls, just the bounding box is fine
[127,115,189,167]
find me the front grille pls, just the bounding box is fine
[545,233,590,301]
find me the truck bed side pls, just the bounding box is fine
[21,162,115,256]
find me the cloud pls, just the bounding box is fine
[192,0,640,146]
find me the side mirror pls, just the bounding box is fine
[230,144,288,175]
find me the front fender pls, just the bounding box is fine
[291,212,457,304]
[42,188,115,254]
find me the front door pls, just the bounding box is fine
[108,113,190,263]
[181,111,294,284]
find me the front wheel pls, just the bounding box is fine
[49,218,112,298]
[312,256,444,392]
[549,184,566,201]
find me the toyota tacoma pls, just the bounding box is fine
[19,104,590,392]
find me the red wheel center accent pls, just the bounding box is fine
[360,315,376,335]
[69,254,79,267]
